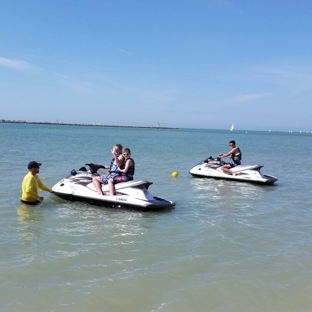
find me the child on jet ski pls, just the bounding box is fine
[108,147,135,196]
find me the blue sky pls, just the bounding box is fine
[1,0,312,131]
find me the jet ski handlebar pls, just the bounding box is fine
[85,163,106,174]
[203,156,226,166]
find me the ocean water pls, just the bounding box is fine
[1,123,312,312]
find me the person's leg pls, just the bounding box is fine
[109,175,128,195]
[221,164,235,175]
[108,179,116,195]
[92,176,103,195]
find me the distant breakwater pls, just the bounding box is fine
[0,119,178,130]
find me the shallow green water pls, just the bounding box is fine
[1,123,311,311]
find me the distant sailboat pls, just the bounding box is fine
[230,123,234,131]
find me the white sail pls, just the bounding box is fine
[230,123,234,131]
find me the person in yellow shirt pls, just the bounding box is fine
[21,161,53,205]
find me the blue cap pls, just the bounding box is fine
[27,161,42,169]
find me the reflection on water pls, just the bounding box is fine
[16,204,44,243]
[17,204,44,222]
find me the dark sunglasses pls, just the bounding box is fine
[123,153,129,156]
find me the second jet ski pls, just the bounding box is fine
[190,156,278,185]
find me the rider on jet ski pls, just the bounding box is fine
[92,144,125,195]
[218,140,242,176]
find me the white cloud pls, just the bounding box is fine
[0,56,31,70]
[116,48,131,54]
[225,93,271,105]
[211,92,271,113]
[53,72,97,95]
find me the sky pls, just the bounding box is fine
[1,0,312,131]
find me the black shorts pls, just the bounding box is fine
[21,200,41,205]
[225,161,240,169]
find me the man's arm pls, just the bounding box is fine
[36,176,51,192]
[114,154,124,167]
[220,148,236,158]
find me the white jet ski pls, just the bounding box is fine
[189,156,278,184]
[52,164,175,210]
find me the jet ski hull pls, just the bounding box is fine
[53,191,174,210]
